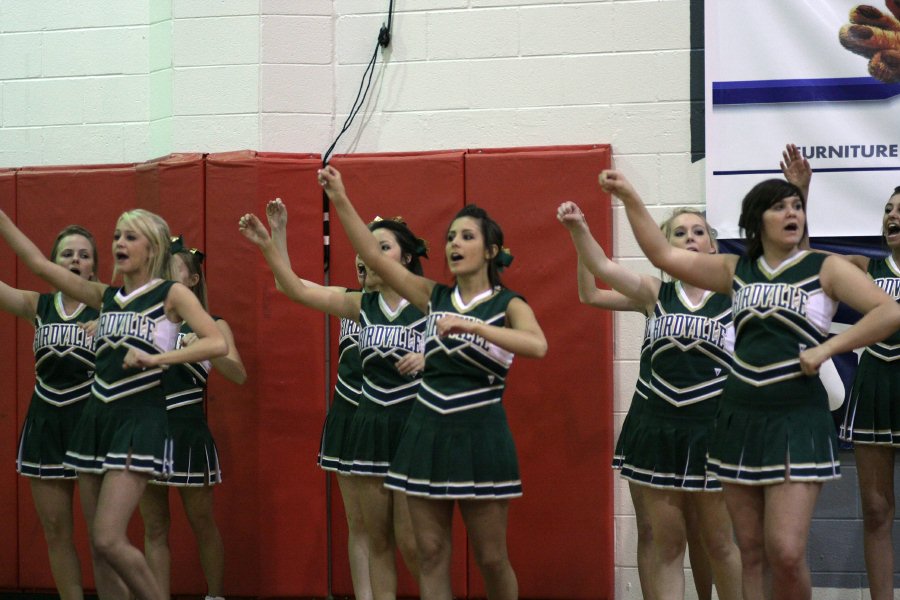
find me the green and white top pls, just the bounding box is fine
[418,284,520,414]
[358,291,426,405]
[729,251,836,399]
[646,281,733,407]
[92,279,180,403]
[863,255,900,361]
[32,292,99,406]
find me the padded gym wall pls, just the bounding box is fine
[204,151,328,597]
[2,145,615,598]
[464,145,614,600]
[0,170,18,588]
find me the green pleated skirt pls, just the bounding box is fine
[17,395,86,479]
[150,403,220,487]
[64,392,172,477]
[840,353,900,446]
[385,400,522,499]
[619,393,720,491]
[345,396,412,477]
[318,394,359,473]
[707,376,840,485]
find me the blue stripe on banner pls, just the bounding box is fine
[712,77,900,105]
[713,167,900,176]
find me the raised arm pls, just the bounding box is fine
[0,209,106,308]
[800,255,900,373]
[266,198,292,293]
[781,144,870,269]
[780,143,811,202]
[558,200,659,310]
[318,166,435,312]
[0,280,40,321]
[239,212,359,320]
[576,261,647,312]
[436,297,548,358]
[603,170,736,295]
[265,198,348,293]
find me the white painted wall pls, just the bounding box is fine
[0,1,706,597]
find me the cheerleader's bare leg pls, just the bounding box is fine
[30,478,83,600]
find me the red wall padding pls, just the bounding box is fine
[328,151,470,597]
[2,146,615,599]
[0,170,19,588]
[465,145,614,600]
[205,151,328,597]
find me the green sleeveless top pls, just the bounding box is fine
[358,291,426,406]
[647,281,733,406]
[162,321,213,410]
[864,255,900,361]
[729,251,835,398]
[92,279,180,403]
[418,284,520,414]
[335,315,363,406]
[32,292,99,406]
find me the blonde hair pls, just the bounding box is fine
[659,207,719,252]
[657,208,718,282]
[113,209,174,281]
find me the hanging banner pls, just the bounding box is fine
[705,0,900,239]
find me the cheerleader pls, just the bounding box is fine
[139,237,246,600]
[834,186,900,600]
[609,170,900,600]
[0,208,226,600]
[558,201,741,600]
[1,225,98,600]
[264,198,373,600]
[319,165,547,600]
[239,207,424,600]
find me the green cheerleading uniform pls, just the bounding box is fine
[707,251,840,484]
[64,279,180,476]
[152,321,220,486]
[17,293,98,479]
[346,292,425,477]
[840,255,900,445]
[620,282,733,491]
[385,284,523,499]
[318,314,363,473]
[612,317,652,470]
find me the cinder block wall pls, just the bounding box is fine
[2,1,886,597]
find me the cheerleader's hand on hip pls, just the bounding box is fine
[799,345,830,376]
[123,348,159,371]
